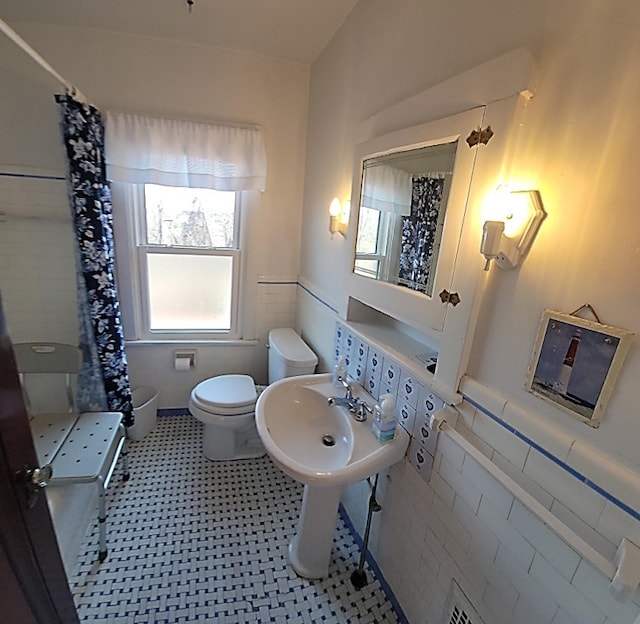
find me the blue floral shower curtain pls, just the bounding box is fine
[56,94,133,426]
[398,175,446,293]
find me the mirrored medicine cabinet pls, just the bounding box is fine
[342,92,528,402]
[346,106,485,337]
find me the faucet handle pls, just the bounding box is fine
[338,375,353,398]
[354,398,372,422]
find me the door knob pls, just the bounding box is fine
[18,464,53,508]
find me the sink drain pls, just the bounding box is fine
[322,434,336,447]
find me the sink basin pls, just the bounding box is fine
[256,381,353,478]
[255,373,410,488]
[255,372,410,579]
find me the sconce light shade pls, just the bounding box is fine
[329,197,349,238]
[481,189,546,270]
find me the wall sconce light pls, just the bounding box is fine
[329,197,350,238]
[480,188,546,270]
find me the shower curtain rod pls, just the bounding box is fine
[0,17,90,104]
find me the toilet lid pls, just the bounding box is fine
[193,374,257,410]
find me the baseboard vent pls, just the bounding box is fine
[441,581,484,624]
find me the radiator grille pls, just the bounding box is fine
[442,581,484,624]
[449,604,473,624]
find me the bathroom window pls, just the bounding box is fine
[112,183,244,340]
[141,184,239,333]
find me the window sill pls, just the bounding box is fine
[125,339,259,347]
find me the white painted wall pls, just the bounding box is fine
[2,3,640,621]
[299,1,640,623]
[302,0,640,467]
[0,21,310,570]
[0,23,310,407]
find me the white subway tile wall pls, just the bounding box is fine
[255,279,297,342]
[0,174,78,344]
[334,321,640,624]
[567,440,640,514]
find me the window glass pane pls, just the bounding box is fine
[144,184,236,248]
[146,253,233,330]
[354,259,380,279]
[355,207,381,254]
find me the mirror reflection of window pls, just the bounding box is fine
[353,140,457,297]
[355,206,383,279]
[354,163,411,281]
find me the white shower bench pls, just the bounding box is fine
[15,343,130,562]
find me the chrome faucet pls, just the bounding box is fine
[338,375,353,399]
[327,376,372,422]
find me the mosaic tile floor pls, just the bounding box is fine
[70,414,402,623]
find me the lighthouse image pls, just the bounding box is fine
[553,329,581,395]
[529,313,626,426]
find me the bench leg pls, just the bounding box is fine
[97,475,107,562]
[119,424,130,482]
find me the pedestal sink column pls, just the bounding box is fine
[288,484,342,579]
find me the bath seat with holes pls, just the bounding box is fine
[14,342,130,562]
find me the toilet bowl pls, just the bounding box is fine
[189,374,264,460]
[189,328,317,460]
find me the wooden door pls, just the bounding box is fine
[0,293,79,623]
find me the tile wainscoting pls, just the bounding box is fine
[299,283,640,624]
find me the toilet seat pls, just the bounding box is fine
[188,329,317,461]
[191,374,257,416]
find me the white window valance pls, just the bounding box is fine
[104,112,267,191]
[361,164,412,216]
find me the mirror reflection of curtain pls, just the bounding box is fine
[361,164,412,215]
[398,174,446,294]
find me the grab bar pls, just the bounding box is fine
[434,414,640,602]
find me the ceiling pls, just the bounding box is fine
[0,0,359,64]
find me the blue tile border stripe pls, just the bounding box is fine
[257,278,340,315]
[339,503,410,624]
[252,280,639,523]
[257,279,298,285]
[157,407,190,417]
[463,395,640,523]
[297,281,340,315]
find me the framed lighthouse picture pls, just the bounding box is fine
[525,310,633,427]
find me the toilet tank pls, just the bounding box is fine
[268,328,318,384]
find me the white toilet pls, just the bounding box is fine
[189,328,318,460]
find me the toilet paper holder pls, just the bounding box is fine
[174,350,196,371]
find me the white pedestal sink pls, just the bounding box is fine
[255,373,410,579]
[288,485,343,578]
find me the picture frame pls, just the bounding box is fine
[525,309,633,427]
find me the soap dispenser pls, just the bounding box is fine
[372,393,397,443]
